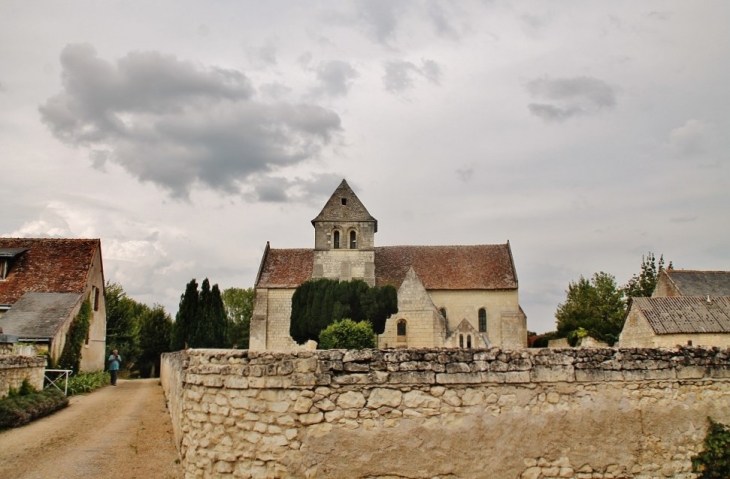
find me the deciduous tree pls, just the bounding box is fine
[623,252,672,298]
[137,306,173,378]
[221,287,254,348]
[555,272,626,346]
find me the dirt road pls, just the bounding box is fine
[0,379,182,479]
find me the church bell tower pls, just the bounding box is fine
[311,179,377,285]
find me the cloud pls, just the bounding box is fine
[456,166,475,182]
[665,119,716,159]
[383,59,443,93]
[426,1,460,40]
[39,44,341,199]
[355,0,403,44]
[246,39,278,68]
[526,76,617,121]
[313,60,359,97]
[245,173,345,203]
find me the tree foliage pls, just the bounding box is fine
[105,281,149,371]
[318,319,376,349]
[171,278,228,350]
[221,287,254,348]
[623,252,672,298]
[692,418,730,478]
[290,279,397,345]
[555,272,626,346]
[137,306,173,378]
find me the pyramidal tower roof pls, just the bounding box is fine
[311,179,377,230]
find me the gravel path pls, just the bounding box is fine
[0,378,182,479]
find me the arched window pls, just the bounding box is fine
[459,334,464,348]
[397,319,407,342]
[478,308,487,333]
[333,230,340,249]
[349,230,357,249]
[467,335,472,348]
[439,308,447,319]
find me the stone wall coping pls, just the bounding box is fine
[0,355,46,368]
[163,346,730,389]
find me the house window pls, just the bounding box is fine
[333,230,340,249]
[92,286,100,311]
[478,308,487,332]
[349,230,357,249]
[467,335,472,348]
[0,260,7,280]
[459,334,464,348]
[397,319,407,341]
[439,308,447,320]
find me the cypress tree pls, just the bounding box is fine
[171,279,198,350]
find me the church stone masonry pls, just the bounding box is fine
[249,179,527,351]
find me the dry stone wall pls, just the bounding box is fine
[0,355,45,398]
[161,347,730,479]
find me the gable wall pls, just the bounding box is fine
[653,272,680,297]
[428,289,524,348]
[79,247,106,371]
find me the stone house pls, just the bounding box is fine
[618,296,730,348]
[250,180,527,351]
[0,238,107,371]
[653,269,730,298]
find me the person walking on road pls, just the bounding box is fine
[108,349,122,386]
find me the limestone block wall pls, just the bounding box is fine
[0,355,45,398]
[162,347,730,479]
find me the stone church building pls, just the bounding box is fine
[249,180,527,351]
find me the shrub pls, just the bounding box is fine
[0,389,68,429]
[318,319,376,349]
[67,371,110,396]
[692,417,730,478]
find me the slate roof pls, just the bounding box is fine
[0,293,83,339]
[0,238,100,305]
[631,296,730,335]
[664,270,730,296]
[311,179,378,230]
[255,243,518,290]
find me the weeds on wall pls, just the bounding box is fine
[692,417,730,478]
[58,299,91,374]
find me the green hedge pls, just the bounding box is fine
[0,388,69,429]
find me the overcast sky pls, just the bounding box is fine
[1,1,728,333]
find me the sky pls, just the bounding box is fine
[1,1,728,334]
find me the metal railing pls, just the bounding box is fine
[44,369,73,395]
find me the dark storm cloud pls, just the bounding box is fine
[526,76,617,122]
[314,60,359,97]
[383,59,443,93]
[39,44,341,199]
[246,173,345,203]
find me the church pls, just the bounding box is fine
[249,180,527,350]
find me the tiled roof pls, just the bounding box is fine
[256,243,518,291]
[311,179,377,228]
[0,293,82,338]
[256,248,314,288]
[0,238,99,305]
[665,270,730,296]
[375,244,517,290]
[631,296,730,335]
